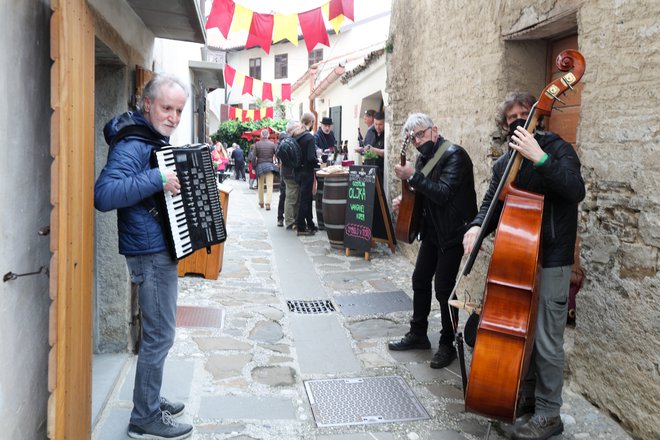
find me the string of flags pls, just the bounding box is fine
[224,64,291,101]
[224,104,275,122]
[206,0,354,53]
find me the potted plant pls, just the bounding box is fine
[362,147,379,165]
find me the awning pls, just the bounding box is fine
[189,60,225,90]
[126,0,206,44]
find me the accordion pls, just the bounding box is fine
[153,144,227,259]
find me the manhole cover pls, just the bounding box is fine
[287,299,335,314]
[334,290,413,316]
[304,376,430,427]
[176,306,224,328]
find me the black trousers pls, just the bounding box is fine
[295,169,315,230]
[277,177,286,221]
[410,238,463,346]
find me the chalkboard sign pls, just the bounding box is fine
[344,165,396,256]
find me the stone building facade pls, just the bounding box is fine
[386,1,658,439]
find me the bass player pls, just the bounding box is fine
[462,91,585,440]
[389,112,477,369]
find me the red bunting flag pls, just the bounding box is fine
[265,107,274,118]
[205,0,235,38]
[224,64,236,87]
[298,7,329,53]
[246,12,275,54]
[242,76,253,95]
[228,106,236,119]
[262,82,273,101]
[340,0,354,21]
[281,83,292,101]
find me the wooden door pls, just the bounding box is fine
[48,0,95,438]
[545,35,583,149]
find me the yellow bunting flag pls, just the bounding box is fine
[271,82,282,100]
[322,2,345,34]
[232,71,245,93]
[235,108,243,120]
[272,13,299,45]
[252,79,263,100]
[229,4,253,34]
[245,109,255,121]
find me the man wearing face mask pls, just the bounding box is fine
[463,91,585,440]
[388,113,477,370]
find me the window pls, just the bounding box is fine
[308,49,323,67]
[249,57,261,80]
[274,54,288,79]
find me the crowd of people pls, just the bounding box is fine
[95,69,584,440]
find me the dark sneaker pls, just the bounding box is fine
[128,411,193,439]
[297,229,316,236]
[277,219,284,227]
[387,332,432,351]
[512,414,563,440]
[286,224,296,230]
[160,396,184,418]
[429,343,457,369]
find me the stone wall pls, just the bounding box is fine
[386,1,659,438]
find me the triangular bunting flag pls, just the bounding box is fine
[273,13,299,46]
[233,72,245,94]
[224,65,236,87]
[228,106,236,119]
[271,82,282,101]
[298,7,330,52]
[341,0,354,21]
[281,84,292,102]
[323,2,345,34]
[242,76,254,96]
[246,12,274,54]
[262,82,273,101]
[246,109,255,121]
[206,0,235,38]
[266,107,274,118]
[230,4,253,34]
[252,79,263,100]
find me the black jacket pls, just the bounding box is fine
[470,131,585,268]
[408,137,477,249]
[294,131,318,174]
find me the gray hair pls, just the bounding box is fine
[139,73,189,111]
[495,91,536,131]
[261,129,269,138]
[286,119,300,133]
[402,113,434,136]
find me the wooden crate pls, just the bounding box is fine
[177,184,232,280]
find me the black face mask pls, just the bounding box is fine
[508,118,527,137]
[417,140,435,156]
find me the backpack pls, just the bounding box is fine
[276,136,303,169]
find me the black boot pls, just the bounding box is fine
[387,332,431,351]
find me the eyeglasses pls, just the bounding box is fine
[412,127,432,140]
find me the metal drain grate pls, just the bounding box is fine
[304,376,430,427]
[176,306,224,328]
[287,299,335,314]
[334,290,413,317]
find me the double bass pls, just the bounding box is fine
[394,131,423,243]
[460,50,586,422]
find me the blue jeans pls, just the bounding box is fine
[125,251,178,425]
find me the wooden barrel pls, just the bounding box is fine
[321,172,349,248]
[315,174,325,230]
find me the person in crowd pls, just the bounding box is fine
[292,113,319,235]
[275,131,288,227]
[359,111,386,185]
[314,116,337,164]
[254,129,278,210]
[388,112,477,372]
[231,143,246,181]
[462,91,585,440]
[211,136,230,183]
[94,73,193,440]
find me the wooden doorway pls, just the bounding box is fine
[48,0,95,438]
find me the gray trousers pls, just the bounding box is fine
[521,265,570,417]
